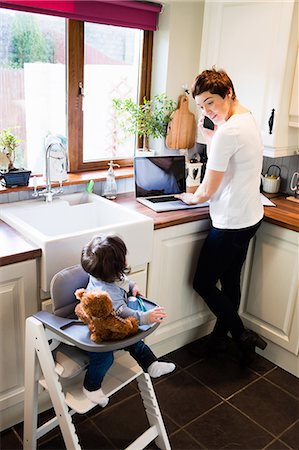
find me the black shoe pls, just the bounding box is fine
[237,329,267,366]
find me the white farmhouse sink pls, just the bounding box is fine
[0,193,153,292]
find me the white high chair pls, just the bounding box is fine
[23,265,171,450]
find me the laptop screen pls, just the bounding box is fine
[134,156,186,198]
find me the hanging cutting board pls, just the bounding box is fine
[166,95,196,149]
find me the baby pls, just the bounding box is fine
[80,234,175,406]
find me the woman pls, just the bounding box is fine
[176,68,266,365]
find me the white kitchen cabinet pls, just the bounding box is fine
[129,264,148,295]
[199,0,299,157]
[146,219,214,356]
[0,260,39,431]
[240,222,299,376]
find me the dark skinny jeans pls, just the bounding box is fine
[193,219,262,340]
[84,340,157,391]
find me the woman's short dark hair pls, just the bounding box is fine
[191,67,236,100]
[81,234,127,282]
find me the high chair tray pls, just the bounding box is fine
[33,297,160,352]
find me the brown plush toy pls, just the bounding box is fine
[74,288,139,343]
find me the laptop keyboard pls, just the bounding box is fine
[147,196,180,203]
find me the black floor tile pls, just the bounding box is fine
[164,336,225,369]
[76,418,115,450]
[279,420,299,450]
[265,367,299,399]
[0,428,22,450]
[264,438,290,449]
[169,429,205,449]
[89,395,148,449]
[229,378,299,436]
[88,392,176,449]
[186,356,258,399]
[248,353,276,375]
[153,370,222,427]
[185,402,273,449]
[37,433,66,449]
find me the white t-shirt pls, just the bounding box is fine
[206,112,263,229]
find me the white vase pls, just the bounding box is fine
[135,149,156,157]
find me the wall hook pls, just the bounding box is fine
[182,83,190,95]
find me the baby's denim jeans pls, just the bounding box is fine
[84,340,157,391]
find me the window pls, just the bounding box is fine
[68,21,152,171]
[0,8,153,174]
[0,8,66,175]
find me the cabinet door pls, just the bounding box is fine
[240,222,298,355]
[0,260,38,431]
[199,0,298,156]
[146,220,213,355]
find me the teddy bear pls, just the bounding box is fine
[74,288,139,343]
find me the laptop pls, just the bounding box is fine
[134,155,209,212]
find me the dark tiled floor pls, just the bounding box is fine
[1,336,298,450]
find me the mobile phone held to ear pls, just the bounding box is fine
[203,116,215,130]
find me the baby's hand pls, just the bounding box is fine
[132,283,141,297]
[149,307,167,323]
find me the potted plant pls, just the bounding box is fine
[112,93,177,152]
[0,128,31,187]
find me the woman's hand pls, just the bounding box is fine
[148,307,167,323]
[174,192,197,205]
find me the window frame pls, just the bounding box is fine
[68,20,153,172]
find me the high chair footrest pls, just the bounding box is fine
[39,353,143,414]
[33,310,159,352]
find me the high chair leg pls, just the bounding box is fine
[23,317,81,450]
[23,315,171,450]
[132,372,171,450]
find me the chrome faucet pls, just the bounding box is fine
[33,142,66,202]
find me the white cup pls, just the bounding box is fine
[186,162,202,187]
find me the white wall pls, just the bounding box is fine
[150,1,204,153]
[151,1,204,116]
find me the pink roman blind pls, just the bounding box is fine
[0,1,162,30]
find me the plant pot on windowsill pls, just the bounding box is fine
[0,168,31,188]
[0,128,30,187]
[135,135,156,157]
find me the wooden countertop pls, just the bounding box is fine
[0,193,298,266]
[114,193,211,229]
[261,196,299,232]
[0,220,41,267]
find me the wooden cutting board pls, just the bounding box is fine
[166,95,196,149]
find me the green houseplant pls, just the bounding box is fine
[112,93,177,151]
[0,128,31,187]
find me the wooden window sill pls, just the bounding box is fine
[0,167,134,195]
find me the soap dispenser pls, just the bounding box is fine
[103,160,120,199]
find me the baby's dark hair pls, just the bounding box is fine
[192,67,236,100]
[81,234,127,282]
